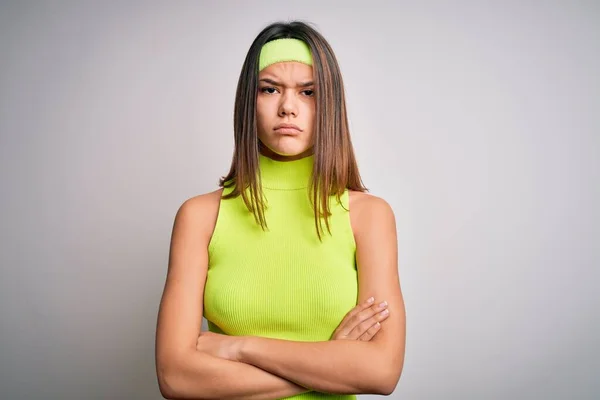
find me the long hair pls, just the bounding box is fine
[218,20,368,241]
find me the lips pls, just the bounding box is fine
[274,123,302,132]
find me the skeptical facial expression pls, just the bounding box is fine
[256,61,315,159]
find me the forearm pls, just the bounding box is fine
[238,337,388,395]
[160,349,311,400]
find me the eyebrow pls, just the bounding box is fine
[259,78,314,88]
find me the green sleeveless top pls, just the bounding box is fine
[204,153,358,399]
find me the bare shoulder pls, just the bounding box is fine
[348,190,396,237]
[174,188,224,240]
[179,188,224,216]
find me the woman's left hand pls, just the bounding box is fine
[196,330,244,362]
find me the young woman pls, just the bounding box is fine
[155,21,406,399]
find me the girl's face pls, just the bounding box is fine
[256,61,315,159]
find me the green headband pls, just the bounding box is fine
[259,38,313,71]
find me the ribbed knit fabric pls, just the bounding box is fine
[204,153,358,399]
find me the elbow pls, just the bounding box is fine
[376,366,403,396]
[156,355,198,400]
[377,379,397,396]
[372,345,405,396]
[369,376,397,396]
[358,366,399,396]
[352,350,403,396]
[157,363,179,399]
[158,368,196,400]
[156,357,215,400]
[364,352,403,396]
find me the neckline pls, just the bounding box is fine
[258,153,314,190]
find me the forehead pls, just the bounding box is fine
[258,61,313,81]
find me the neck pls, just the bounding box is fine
[258,152,314,190]
[258,143,314,161]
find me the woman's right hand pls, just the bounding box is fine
[331,297,390,341]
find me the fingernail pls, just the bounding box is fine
[367,297,374,303]
[379,301,387,307]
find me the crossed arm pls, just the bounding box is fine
[157,349,311,399]
[159,334,394,400]
[236,335,399,395]
[155,192,405,399]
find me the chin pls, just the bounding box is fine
[273,148,303,156]
[263,141,311,157]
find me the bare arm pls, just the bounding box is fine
[238,337,388,395]
[155,192,312,399]
[236,194,406,396]
[160,349,310,400]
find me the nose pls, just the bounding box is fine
[278,90,298,117]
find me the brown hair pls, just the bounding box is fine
[218,20,368,241]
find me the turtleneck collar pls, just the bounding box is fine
[258,153,314,190]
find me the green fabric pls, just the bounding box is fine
[259,38,313,71]
[204,153,358,399]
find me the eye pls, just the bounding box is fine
[302,89,315,97]
[260,87,278,94]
